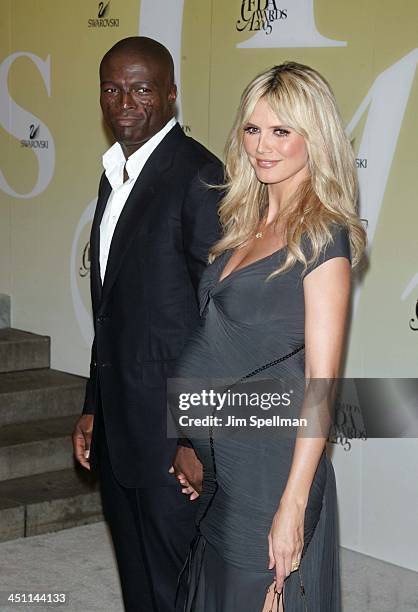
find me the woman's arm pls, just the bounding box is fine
[268,255,350,592]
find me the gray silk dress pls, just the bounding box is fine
[174,226,350,611]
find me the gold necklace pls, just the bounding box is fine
[255,216,272,239]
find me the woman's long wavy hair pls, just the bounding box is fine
[210,62,366,274]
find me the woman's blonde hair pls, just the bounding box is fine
[210,62,366,273]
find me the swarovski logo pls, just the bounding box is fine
[356,158,368,169]
[21,124,48,149]
[88,0,119,28]
[98,1,109,18]
[29,124,40,139]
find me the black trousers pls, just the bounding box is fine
[96,414,198,612]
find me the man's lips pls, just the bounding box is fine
[114,116,144,126]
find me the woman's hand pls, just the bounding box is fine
[268,496,305,593]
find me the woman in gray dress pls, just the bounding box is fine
[173,62,366,611]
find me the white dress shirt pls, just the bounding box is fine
[99,117,177,283]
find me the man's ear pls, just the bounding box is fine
[168,84,178,104]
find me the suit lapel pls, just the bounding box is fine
[90,175,111,311]
[99,124,185,308]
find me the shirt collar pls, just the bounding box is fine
[102,117,177,191]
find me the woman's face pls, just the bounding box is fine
[243,97,309,193]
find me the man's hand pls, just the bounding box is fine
[72,414,94,470]
[170,446,203,500]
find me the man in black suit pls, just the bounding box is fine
[72,36,222,611]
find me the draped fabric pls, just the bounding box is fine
[175,226,350,611]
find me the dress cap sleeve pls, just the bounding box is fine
[303,224,351,278]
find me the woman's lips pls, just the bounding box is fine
[256,159,281,168]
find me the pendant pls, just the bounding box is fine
[255,231,263,239]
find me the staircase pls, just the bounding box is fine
[0,328,103,542]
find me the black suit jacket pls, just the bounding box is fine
[83,123,223,487]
